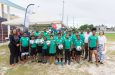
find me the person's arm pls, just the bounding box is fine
[9,35,16,46]
[96,37,99,50]
[104,36,107,51]
[88,37,90,50]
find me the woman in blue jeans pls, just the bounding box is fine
[98,31,107,64]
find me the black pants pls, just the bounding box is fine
[84,43,92,61]
[65,50,71,63]
[9,44,19,65]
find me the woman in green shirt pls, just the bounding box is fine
[49,35,56,64]
[29,35,37,61]
[88,28,98,66]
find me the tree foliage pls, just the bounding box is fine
[78,24,94,31]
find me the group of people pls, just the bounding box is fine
[8,28,107,67]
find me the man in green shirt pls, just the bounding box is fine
[64,34,72,65]
[20,33,30,62]
[88,28,98,66]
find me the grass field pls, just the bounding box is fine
[104,33,115,41]
[0,33,115,75]
[96,33,115,41]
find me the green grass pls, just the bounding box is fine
[96,33,115,41]
[104,33,115,41]
[5,65,32,75]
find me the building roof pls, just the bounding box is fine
[0,0,25,11]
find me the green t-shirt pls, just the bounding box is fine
[89,35,98,47]
[61,35,65,42]
[36,38,44,46]
[34,32,40,37]
[56,37,63,45]
[74,40,83,47]
[80,34,84,42]
[54,35,58,41]
[49,40,56,54]
[30,40,36,48]
[20,37,30,47]
[64,38,72,50]
[42,41,48,49]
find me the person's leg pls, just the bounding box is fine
[65,51,67,64]
[85,43,88,59]
[15,49,19,64]
[68,50,71,65]
[94,50,98,65]
[9,45,15,65]
[52,56,55,64]
[89,50,93,62]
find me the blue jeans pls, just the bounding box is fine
[98,44,105,62]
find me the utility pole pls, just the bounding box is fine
[62,0,65,23]
[73,16,75,28]
[66,16,68,26]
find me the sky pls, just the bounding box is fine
[2,0,115,27]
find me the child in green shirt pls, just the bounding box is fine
[20,33,30,62]
[74,35,83,63]
[29,35,37,61]
[49,35,56,64]
[42,37,48,63]
[64,34,72,65]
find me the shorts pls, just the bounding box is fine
[30,48,37,56]
[76,51,82,55]
[21,46,29,53]
[89,47,97,50]
[56,47,63,55]
[37,46,43,53]
[49,53,56,56]
[42,49,49,56]
[71,48,76,56]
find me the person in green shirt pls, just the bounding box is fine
[42,37,48,63]
[79,31,85,58]
[34,31,40,38]
[29,35,37,61]
[56,33,64,65]
[20,33,30,62]
[88,28,98,66]
[36,34,44,62]
[64,34,72,65]
[74,35,83,63]
[49,35,56,64]
[43,29,50,40]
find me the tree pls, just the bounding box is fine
[78,24,94,31]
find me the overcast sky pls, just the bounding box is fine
[6,0,115,27]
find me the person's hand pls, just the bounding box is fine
[16,44,20,47]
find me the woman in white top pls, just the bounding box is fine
[98,31,107,64]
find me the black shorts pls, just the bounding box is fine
[42,49,49,56]
[76,51,82,55]
[21,46,29,53]
[56,47,63,55]
[37,46,43,53]
[30,48,37,56]
[71,48,76,56]
[49,53,56,56]
[89,47,97,50]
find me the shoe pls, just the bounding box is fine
[100,62,104,64]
